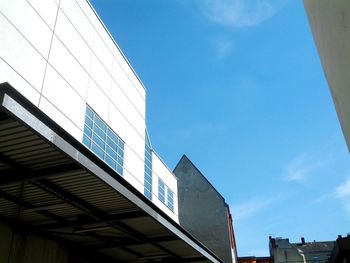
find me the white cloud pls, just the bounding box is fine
[232,198,271,221]
[336,177,350,216]
[314,176,350,216]
[335,177,350,198]
[285,152,326,183]
[195,0,287,28]
[214,37,233,58]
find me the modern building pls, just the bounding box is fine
[269,237,334,263]
[0,0,235,262]
[174,155,238,263]
[303,0,350,151]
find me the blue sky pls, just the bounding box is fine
[90,0,350,256]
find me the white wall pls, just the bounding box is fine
[0,0,177,220]
[304,0,350,151]
[152,152,179,222]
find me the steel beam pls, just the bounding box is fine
[83,235,179,250]
[0,162,81,186]
[0,189,65,223]
[27,210,146,232]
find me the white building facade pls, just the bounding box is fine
[0,0,178,222]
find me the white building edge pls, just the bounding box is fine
[0,0,178,222]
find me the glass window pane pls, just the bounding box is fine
[84,125,92,137]
[92,133,104,149]
[94,115,106,131]
[83,106,124,177]
[144,189,152,200]
[85,116,93,128]
[117,147,124,158]
[105,155,116,169]
[118,140,125,150]
[106,137,117,150]
[91,142,104,159]
[106,145,117,159]
[93,125,105,140]
[117,165,123,175]
[145,179,152,188]
[86,106,94,119]
[107,128,118,143]
[83,134,91,148]
[159,193,165,203]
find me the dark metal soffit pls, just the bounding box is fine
[0,83,223,263]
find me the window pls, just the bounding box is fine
[144,131,152,200]
[83,106,124,175]
[158,179,165,203]
[167,189,174,211]
[158,178,174,212]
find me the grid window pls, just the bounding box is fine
[167,189,174,212]
[158,179,165,204]
[144,131,153,200]
[158,178,174,212]
[83,105,124,175]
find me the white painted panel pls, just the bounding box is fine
[152,152,178,219]
[133,79,146,101]
[123,170,144,194]
[41,65,86,133]
[112,47,133,89]
[112,54,145,121]
[127,83,146,121]
[0,0,52,58]
[0,58,40,106]
[126,101,145,139]
[27,0,58,30]
[49,36,89,99]
[74,0,99,31]
[92,26,113,72]
[39,96,83,142]
[112,59,129,96]
[54,10,92,72]
[152,154,168,184]
[108,103,127,141]
[125,124,145,163]
[0,15,46,92]
[123,145,144,189]
[110,81,127,117]
[152,190,179,222]
[94,21,115,56]
[89,54,112,96]
[86,79,109,122]
[60,0,94,49]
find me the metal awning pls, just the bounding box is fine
[0,83,223,263]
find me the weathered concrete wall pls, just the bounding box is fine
[174,155,234,263]
[304,0,350,151]
[0,223,69,263]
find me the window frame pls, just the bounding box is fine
[83,105,125,175]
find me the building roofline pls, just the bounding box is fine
[174,154,226,203]
[152,150,178,181]
[85,0,147,91]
